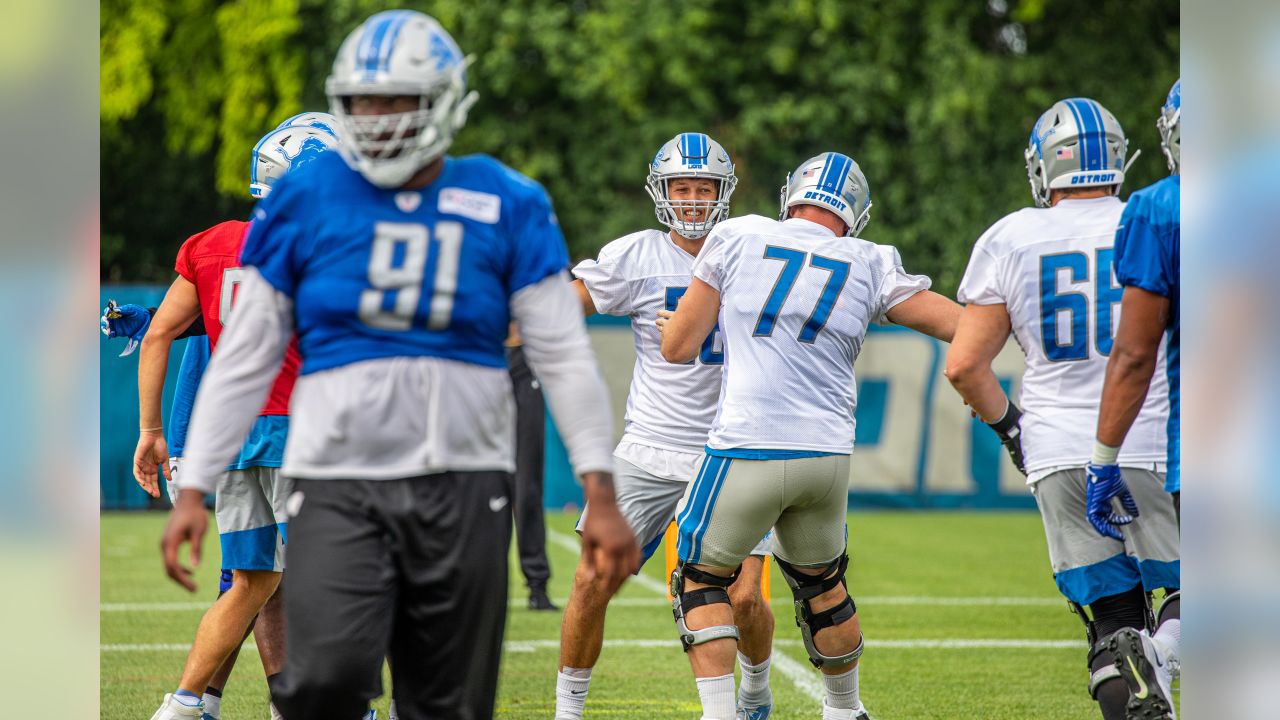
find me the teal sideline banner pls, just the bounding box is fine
[100,286,1033,510]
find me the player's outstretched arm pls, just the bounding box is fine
[134,276,201,498]
[1096,286,1170,448]
[945,303,1027,474]
[659,278,719,363]
[943,303,1012,422]
[885,290,961,342]
[512,271,639,589]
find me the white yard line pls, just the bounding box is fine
[769,650,825,702]
[103,595,1061,612]
[102,638,1084,653]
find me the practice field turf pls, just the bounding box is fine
[101,510,1176,719]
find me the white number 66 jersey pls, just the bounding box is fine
[958,196,1168,479]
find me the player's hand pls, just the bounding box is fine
[161,489,209,592]
[986,401,1027,475]
[100,301,152,357]
[166,457,182,506]
[1085,463,1140,541]
[579,473,640,592]
[133,431,171,499]
[656,309,674,335]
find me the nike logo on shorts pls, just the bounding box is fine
[489,496,509,512]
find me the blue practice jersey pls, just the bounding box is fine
[167,335,288,470]
[1114,175,1180,492]
[241,152,569,374]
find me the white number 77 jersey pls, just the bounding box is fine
[957,196,1168,478]
[691,214,930,455]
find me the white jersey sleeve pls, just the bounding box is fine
[691,230,728,291]
[512,272,615,474]
[573,248,634,316]
[873,244,932,321]
[956,230,1006,305]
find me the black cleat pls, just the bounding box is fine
[528,588,558,611]
[1109,627,1175,719]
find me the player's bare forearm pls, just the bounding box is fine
[1096,287,1169,447]
[571,278,599,317]
[138,277,201,427]
[660,278,719,363]
[886,291,961,342]
[945,303,1013,422]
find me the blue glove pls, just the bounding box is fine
[1085,463,1141,540]
[100,300,152,357]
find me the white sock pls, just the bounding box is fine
[1154,618,1181,667]
[737,652,772,705]
[555,667,592,719]
[696,673,737,720]
[823,665,860,712]
[389,699,399,720]
[269,702,285,720]
[201,693,221,719]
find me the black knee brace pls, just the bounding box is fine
[775,554,863,668]
[1070,585,1151,699]
[1157,589,1180,627]
[670,562,740,652]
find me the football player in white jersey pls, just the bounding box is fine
[945,98,1179,720]
[556,133,776,720]
[660,151,959,720]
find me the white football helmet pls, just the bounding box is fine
[1157,79,1180,175]
[1024,98,1131,207]
[249,119,341,198]
[325,10,479,188]
[644,133,737,239]
[274,112,340,134]
[779,152,873,237]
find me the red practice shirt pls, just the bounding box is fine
[174,220,299,416]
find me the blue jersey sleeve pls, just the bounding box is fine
[167,336,210,457]
[505,180,569,294]
[241,172,312,298]
[1114,190,1174,298]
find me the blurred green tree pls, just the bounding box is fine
[102,0,1178,295]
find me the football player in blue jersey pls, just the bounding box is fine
[1090,79,1181,720]
[164,10,637,720]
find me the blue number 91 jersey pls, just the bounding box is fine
[241,152,569,374]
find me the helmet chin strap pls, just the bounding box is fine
[1123,148,1142,175]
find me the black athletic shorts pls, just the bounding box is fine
[269,471,512,720]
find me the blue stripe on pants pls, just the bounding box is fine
[677,456,725,561]
[220,524,281,571]
[1053,552,1141,606]
[691,459,731,563]
[1138,558,1179,593]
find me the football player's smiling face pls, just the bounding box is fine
[668,177,717,222]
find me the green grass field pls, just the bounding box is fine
[101,510,1175,719]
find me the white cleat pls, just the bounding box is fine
[1110,627,1176,719]
[149,694,205,720]
[819,702,872,720]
